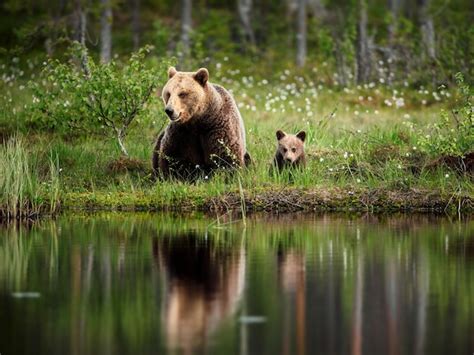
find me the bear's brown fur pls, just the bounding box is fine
[152,67,250,180]
[271,130,306,173]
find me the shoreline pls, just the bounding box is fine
[63,187,473,214]
[2,187,472,222]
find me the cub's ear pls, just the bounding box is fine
[296,131,306,142]
[276,130,286,141]
[194,68,209,86]
[168,67,177,79]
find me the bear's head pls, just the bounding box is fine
[162,67,210,123]
[276,130,306,163]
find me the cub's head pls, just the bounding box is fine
[276,130,306,163]
[162,67,210,123]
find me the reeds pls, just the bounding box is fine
[0,137,60,220]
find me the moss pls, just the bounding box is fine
[61,187,473,215]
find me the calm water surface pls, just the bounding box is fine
[0,213,473,355]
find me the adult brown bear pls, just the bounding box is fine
[152,67,250,180]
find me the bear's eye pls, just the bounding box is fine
[283,148,288,153]
[164,92,170,103]
[291,148,296,153]
[178,92,188,98]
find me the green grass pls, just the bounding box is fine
[0,65,472,216]
[0,137,60,219]
[55,103,472,214]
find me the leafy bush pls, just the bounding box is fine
[29,43,171,156]
[418,73,473,157]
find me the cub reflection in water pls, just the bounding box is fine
[152,233,245,353]
[277,245,306,355]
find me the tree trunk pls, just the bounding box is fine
[73,0,90,77]
[286,0,297,51]
[418,0,436,61]
[73,0,87,44]
[181,0,192,59]
[130,0,141,51]
[237,0,255,46]
[117,129,129,157]
[331,9,349,86]
[387,0,401,84]
[334,38,348,86]
[356,0,371,83]
[100,0,113,63]
[296,0,307,68]
[387,0,400,48]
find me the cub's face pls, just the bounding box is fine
[276,130,306,163]
[162,67,209,124]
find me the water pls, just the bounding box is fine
[0,213,473,355]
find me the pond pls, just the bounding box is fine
[0,213,473,355]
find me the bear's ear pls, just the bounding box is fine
[168,67,177,79]
[296,131,306,142]
[276,130,286,141]
[194,68,209,86]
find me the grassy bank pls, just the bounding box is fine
[63,187,472,214]
[0,64,473,218]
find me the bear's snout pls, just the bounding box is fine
[165,106,175,119]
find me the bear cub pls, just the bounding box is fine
[271,130,306,173]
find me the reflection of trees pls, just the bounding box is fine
[414,249,429,355]
[0,213,473,355]
[263,217,473,355]
[385,254,400,355]
[347,228,432,355]
[153,232,245,354]
[351,251,364,355]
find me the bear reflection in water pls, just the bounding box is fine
[152,233,245,352]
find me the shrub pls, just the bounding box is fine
[418,73,473,158]
[29,43,172,156]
